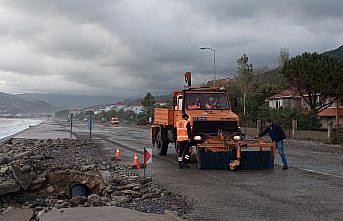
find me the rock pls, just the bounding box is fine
[141,193,159,200]
[0,180,20,196]
[104,185,114,194]
[11,165,34,190]
[111,196,131,204]
[87,194,99,202]
[46,186,54,193]
[0,166,9,173]
[111,191,124,197]
[122,183,141,190]
[133,186,141,191]
[70,196,88,206]
[87,194,107,207]
[22,165,32,173]
[31,174,46,185]
[0,156,10,165]
[100,170,112,184]
[97,164,106,170]
[81,164,96,171]
[57,202,71,208]
[110,201,120,206]
[122,190,142,198]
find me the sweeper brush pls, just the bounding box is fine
[196,134,276,170]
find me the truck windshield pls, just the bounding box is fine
[186,93,230,110]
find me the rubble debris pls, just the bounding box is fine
[0,138,192,219]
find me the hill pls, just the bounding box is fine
[17,93,120,109]
[322,45,343,59]
[0,92,55,114]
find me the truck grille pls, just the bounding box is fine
[193,121,238,135]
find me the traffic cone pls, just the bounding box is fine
[115,148,121,158]
[133,153,141,169]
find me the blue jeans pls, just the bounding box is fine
[276,140,288,167]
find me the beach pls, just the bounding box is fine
[0,118,42,140]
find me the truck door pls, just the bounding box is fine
[175,95,183,110]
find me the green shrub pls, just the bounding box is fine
[253,108,321,130]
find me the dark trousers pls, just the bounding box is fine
[177,141,191,165]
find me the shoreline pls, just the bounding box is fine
[0,120,45,145]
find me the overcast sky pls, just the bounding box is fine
[0,0,342,98]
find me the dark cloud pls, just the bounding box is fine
[0,0,342,97]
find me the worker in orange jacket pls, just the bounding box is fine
[176,113,192,169]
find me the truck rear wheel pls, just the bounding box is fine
[157,129,169,156]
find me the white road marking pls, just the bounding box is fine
[298,168,343,179]
[274,162,343,179]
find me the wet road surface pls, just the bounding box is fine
[68,122,343,221]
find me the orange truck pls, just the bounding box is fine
[151,72,276,170]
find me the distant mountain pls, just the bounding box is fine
[17,93,119,109]
[322,45,343,59]
[123,94,172,106]
[0,92,55,114]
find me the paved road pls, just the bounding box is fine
[68,122,343,221]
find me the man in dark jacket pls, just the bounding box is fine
[258,119,288,169]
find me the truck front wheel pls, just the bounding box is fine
[157,129,169,156]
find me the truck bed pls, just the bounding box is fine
[153,108,174,126]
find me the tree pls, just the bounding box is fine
[140,92,156,124]
[280,52,343,114]
[141,92,156,108]
[236,54,253,115]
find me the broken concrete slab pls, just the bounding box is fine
[0,180,20,197]
[0,207,34,221]
[11,165,34,190]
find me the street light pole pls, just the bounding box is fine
[200,47,216,87]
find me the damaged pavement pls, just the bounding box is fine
[0,138,191,220]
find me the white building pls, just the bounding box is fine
[124,106,145,114]
[112,102,127,111]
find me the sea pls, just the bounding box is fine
[0,118,43,140]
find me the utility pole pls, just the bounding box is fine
[149,93,152,124]
[200,47,216,87]
[70,113,73,139]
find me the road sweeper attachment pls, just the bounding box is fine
[196,131,276,170]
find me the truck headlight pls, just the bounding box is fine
[233,135,241,141]
[194,136,202,141]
